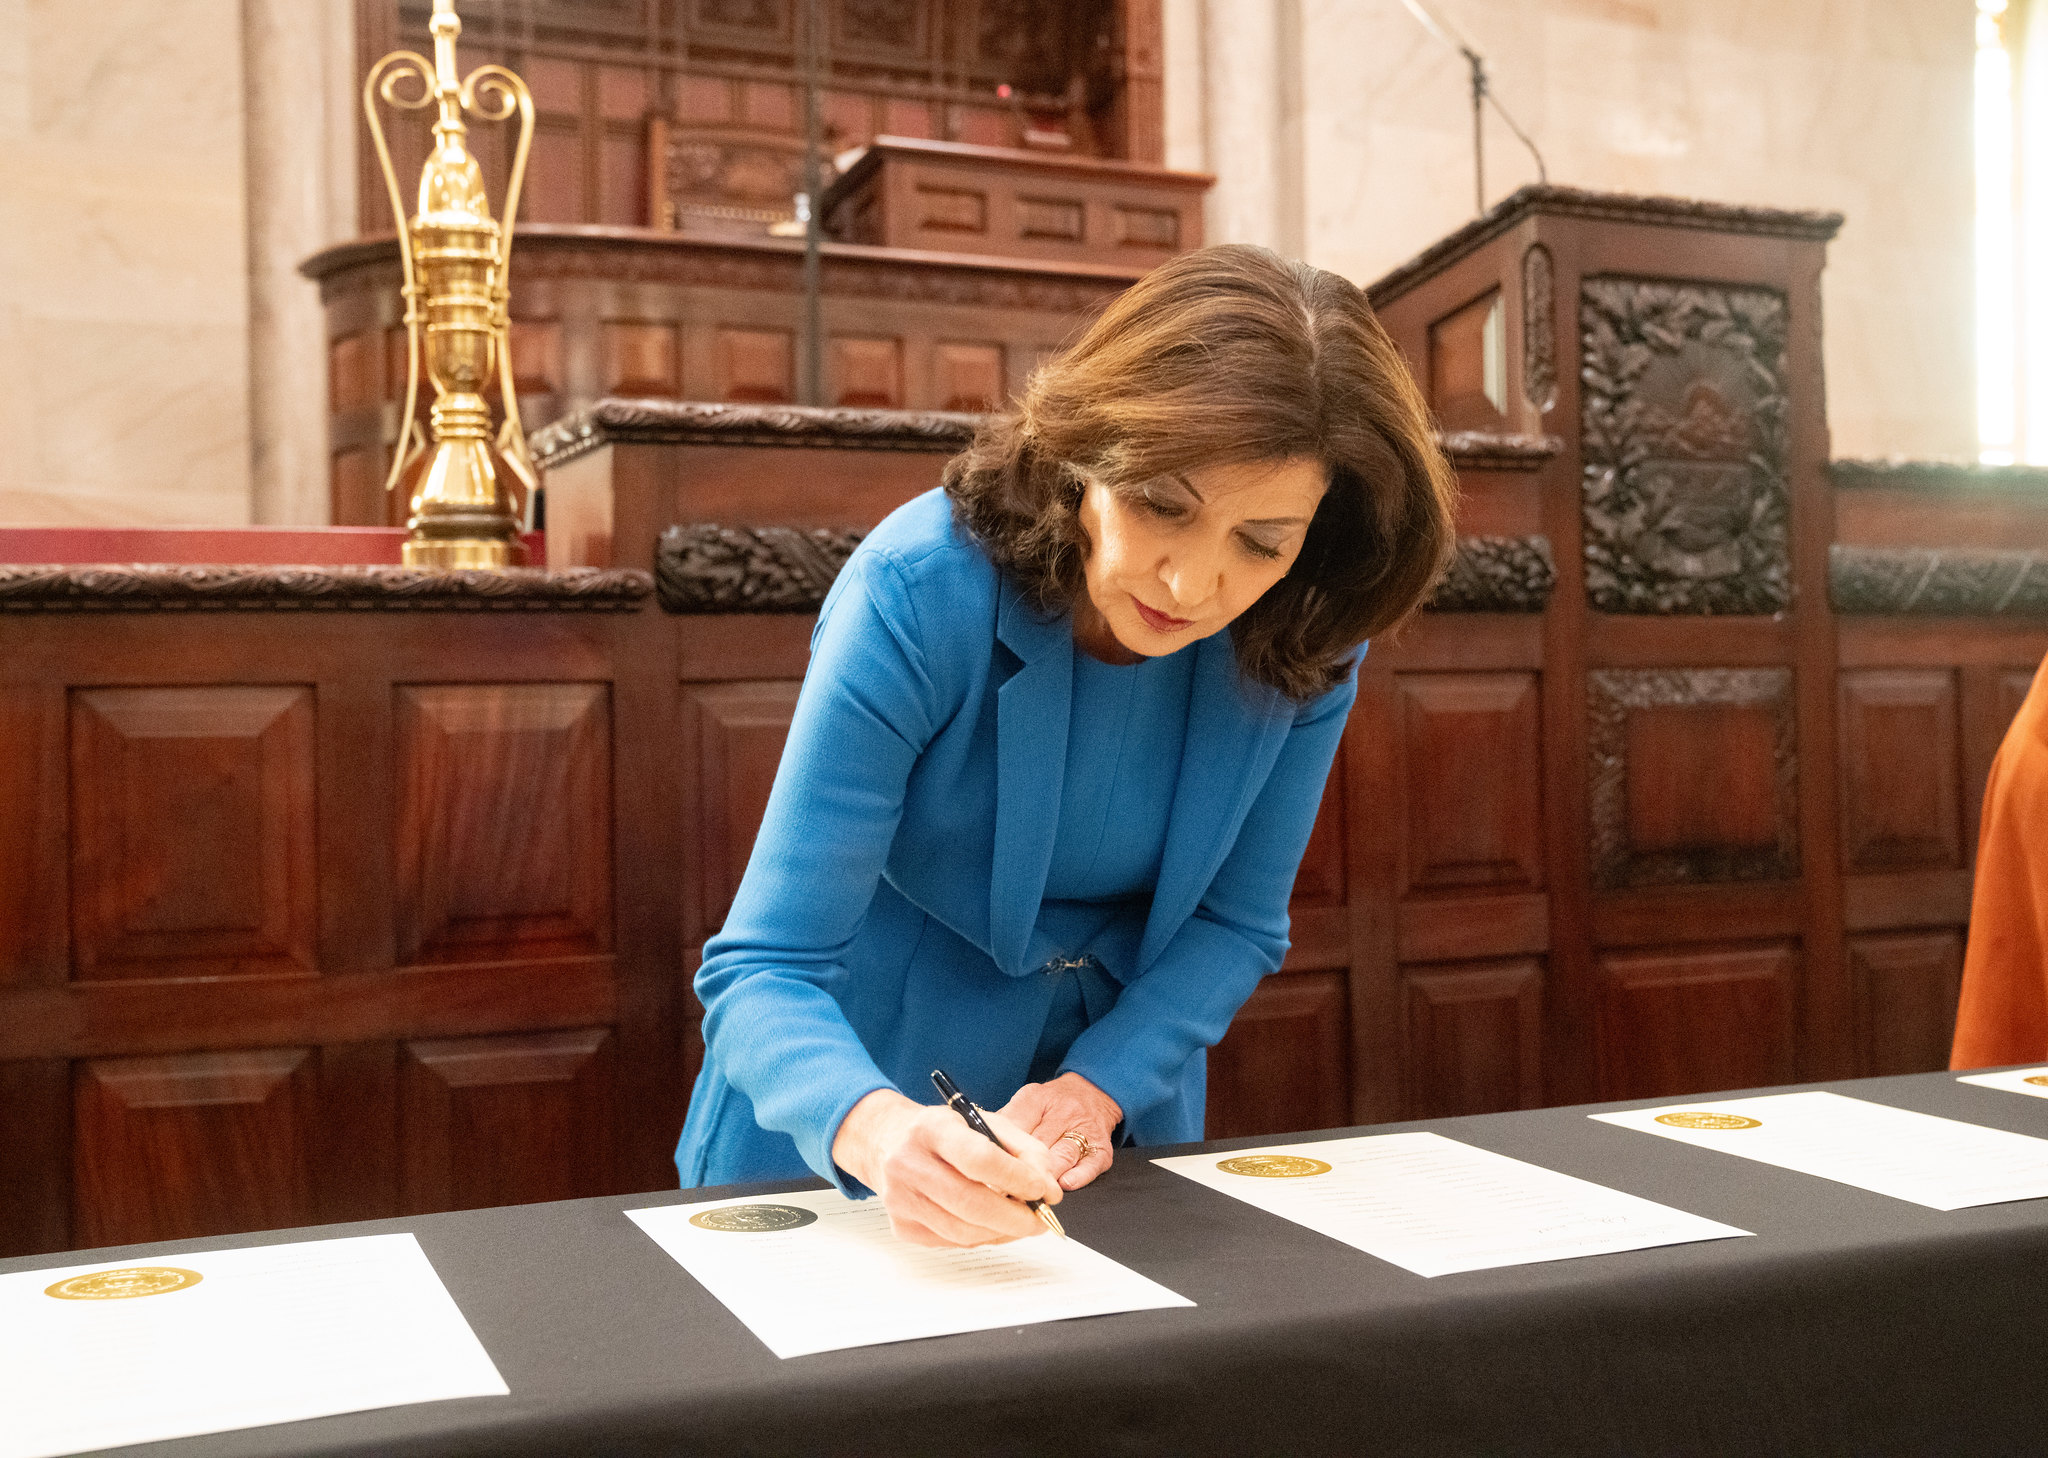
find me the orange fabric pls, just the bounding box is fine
[1952,652,2048,1069]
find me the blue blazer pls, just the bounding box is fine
[676,489,1358,1193]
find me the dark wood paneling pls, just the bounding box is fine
[934,342,1004,412]
[1403,959,1543,1119]
[686,682,801,938]
[601,321,680,397]
[1852,930,1964,1077]
[395,683,614,965]
[73,1048,317,1248]
[831,336,904,409]
[1397,671,1542,895]
[69,687,316,981]
[1398,893,1549,964]
[0,1060,70,1256]
[399,1028,615,1215]
[1595,943,1798,1101]
[1838,669,1962,873]
[1206,972,1349,1141]
[1589,669,1799,891]
[715,326,794,403]
[1290,756,1346,907]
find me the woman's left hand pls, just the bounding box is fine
[997,1073,1122,1191]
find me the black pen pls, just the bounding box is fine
[930,1068,1067,1239]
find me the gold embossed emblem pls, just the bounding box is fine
[1216,1154,1333,1178]
[2025,1076,2048,1088]
[1655,1112,1763,1130]
[45,1266,203,1301]
[687,1204,819,1233]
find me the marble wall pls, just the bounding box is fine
[1166,0,1979,463]
[0,0,254,525]
[0,0,352,529]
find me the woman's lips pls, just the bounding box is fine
[1133,597,1193,633]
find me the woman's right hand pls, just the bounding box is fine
[831,1088,1064,1247]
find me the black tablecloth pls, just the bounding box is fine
[11,1071,2048,1457]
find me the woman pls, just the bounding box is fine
[678,244,1455,1246]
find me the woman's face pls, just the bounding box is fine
[1074,456,1328,661]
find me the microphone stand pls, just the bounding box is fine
[1397,0,1548,215]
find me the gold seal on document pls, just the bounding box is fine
[1216,1154,1333,1178]
[2026,1076,2048,1088]
[687,1204,819,1233]
[44,1266,203,1301]
[1655,1112,1762,1131]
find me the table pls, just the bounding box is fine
[10,1070,2048,1457]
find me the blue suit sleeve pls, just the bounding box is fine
[693,550,937,1193]
[1057,661,1359,1128]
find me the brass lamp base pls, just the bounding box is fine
[402,536,527,569]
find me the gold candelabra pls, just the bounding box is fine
[364,0,538,568]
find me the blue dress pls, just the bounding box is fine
[675,489,1359,1194]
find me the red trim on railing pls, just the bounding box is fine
[0,528,545,567]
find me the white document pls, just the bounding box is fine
[1591,1089,2048,1211]
[0,1232,507,1458]
[1151,1132,1749,1278]
[1957,1066,2048,1101]
[628,1188,1192,1358]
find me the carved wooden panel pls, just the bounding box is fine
[688,681,802,936]
[1589,669,1799,890]
[1521,243,1556,413]
[917,184,988,234]
[1595,943,1798,1100]
[70,687,316,981]
[601,321,679,397]
[1398,672,1543,895]
[1018,195,1084,241]
[395,684,613,965]
[1113,204,1178,249]
[1838,669,1962,874]
[1206,971,1350,1140]
[831,336,903,409]
[1290,756,1346,908]
[1428,289,1506,432]
[1403,959,1544,1119]
[509,319,564,398]
[74,1049,316,1247]
[715,326,794,403]
[1852,930,1963,1077]
[399,1029,614,1215]
[934,342,1004,413]
[1579,278,1791,614]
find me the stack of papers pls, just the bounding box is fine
[1957,1066,2048,1101]
[0,1233,506,1458]
[1592,1090,2048,1210]
[629,1189,1191,1358]
[1153,1131,1748,1277]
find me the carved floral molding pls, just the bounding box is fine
[0,565,653,613]
[1587,667,1800,891]
[1830,545,2048,618]
[1580,277,1792,615]
[656,524,1554,615]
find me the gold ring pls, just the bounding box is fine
[1058,1131,1093,1160]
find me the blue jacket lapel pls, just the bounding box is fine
[990,579,1071,975]
[1133,631,1292,976]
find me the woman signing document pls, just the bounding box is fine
[676,245,1456,1246]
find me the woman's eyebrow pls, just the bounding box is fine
[1243,515,1309,527]
[1168,473,1204,501]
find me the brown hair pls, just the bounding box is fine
[944,243,1456,701]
